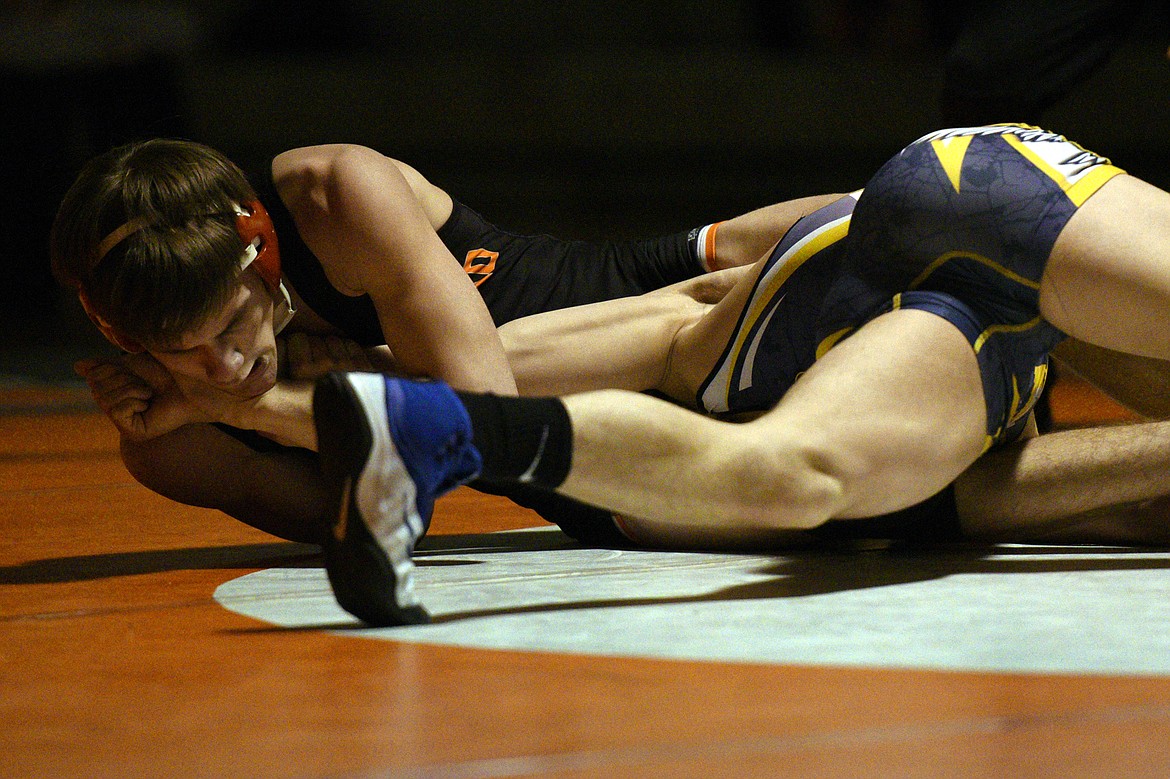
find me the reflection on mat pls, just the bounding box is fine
[214,527,1170,676]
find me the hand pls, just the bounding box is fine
[75,354,214,442]
[282,332,374,380]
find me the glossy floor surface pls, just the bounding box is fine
[4,377,1170,778]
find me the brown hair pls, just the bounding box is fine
[50,139,259,347]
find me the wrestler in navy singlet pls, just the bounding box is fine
[690,125,1123,545]
[701,124,1123,450]
[697,193,855,416]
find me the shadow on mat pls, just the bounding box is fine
[1,527,565,586]
[0,541,320,584]
[214,529,1170,631]
[324,528,1170,626]
[420,545,1170,624]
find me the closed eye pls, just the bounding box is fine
[159,311,247,355]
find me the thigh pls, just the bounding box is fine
[752,307,988,519]
[1041,173,1170,359]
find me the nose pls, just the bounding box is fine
[201,342,248,385]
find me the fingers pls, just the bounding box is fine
[75,354,212,440]
[77,353,174,392]
[75,357,155,438]
[122,352,177,392]
[75,358,153,410]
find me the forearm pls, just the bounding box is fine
[955,420,1170,540]
[373,283,515,394]
[1015,497,1170,546]
[121,424,331,544]
[714,193,847,267]
[219,380,318,450]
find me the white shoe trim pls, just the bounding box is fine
[346,373,423,609]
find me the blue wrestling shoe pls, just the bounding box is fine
[313,372,482,626]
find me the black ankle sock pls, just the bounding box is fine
[455,393,573,489]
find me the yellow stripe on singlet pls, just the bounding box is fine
[1001,133,1125,207]
[930,136,973,193]
[972,315,1044,354]
[1065,164,1126,206]
[980,434,996,454]
[716,217,852,400]
[910,250,1041,293]
[1007,362,1049,427]
[814,327,854,361]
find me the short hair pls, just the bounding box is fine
[50,139,259,347]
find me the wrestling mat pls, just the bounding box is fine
[215,527,1170,675]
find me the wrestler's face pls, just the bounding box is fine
[148,269,280,398]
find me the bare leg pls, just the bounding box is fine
[498,291,710,397]
[613,415,1170,552]
[956,419,1170,542]
[560,308,987,532]
[1041,174,1170,359]
[499,259,764,399]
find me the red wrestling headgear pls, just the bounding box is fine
[80,200,288,353]
[234,200,282,291]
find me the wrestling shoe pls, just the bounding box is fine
[313,372,482,626]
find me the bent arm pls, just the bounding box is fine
[711,193,849,269]
[121,423,331,544]
[273,145,516,394]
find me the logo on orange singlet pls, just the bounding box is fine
[463,248,498,287]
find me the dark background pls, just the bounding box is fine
[4,0,1169,381]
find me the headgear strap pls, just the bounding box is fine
[80,200,293,350]
[233,200,281,290]
[94,217,151,266]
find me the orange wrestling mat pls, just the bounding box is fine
[5,376,1170,778]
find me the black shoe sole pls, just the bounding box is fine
[314,373,430,627]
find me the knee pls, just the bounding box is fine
[710,431,847,531]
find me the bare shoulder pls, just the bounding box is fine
[270,144,348,191]
[271,144,451,230]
